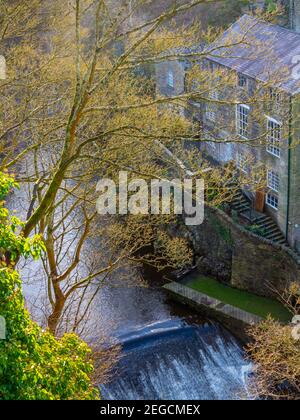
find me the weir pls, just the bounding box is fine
[101,318,252,400]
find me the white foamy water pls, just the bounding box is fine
[101,317,252,400]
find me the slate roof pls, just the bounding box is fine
[160,45,204,69]
[206,14,300,95]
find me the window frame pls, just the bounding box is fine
[266,116,282,158]
[237,73,248,88]
[167,70,174,88]
[266,192,279,210]
[206,89,218,122]
[236,151,247,173]
[236,104,250,139]
[267,169,280,193]
[269,88,281,103]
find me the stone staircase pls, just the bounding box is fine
[230,190,287,246]
[230,190,251,214]
[252,214,287,245]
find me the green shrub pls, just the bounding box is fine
[0,172,99,400]
[246,224,267,237]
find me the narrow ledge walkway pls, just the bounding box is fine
[163,281,263,326]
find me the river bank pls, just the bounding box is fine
[162,271,291,344]
[163,281,258,345]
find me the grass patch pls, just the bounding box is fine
[186,276,292,323]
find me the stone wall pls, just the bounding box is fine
[155,59,186,99]
[184,208,233,283]
[185,206,300,298]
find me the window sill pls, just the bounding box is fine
[266,150,281,159]
[267,187,279,194]
[236,133,249,140]
[266,202,279,211]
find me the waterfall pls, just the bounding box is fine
[101,319,252,400]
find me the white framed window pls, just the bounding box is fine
[266,117,281,158]
[267,170,279,192]
[266,192,278,210]
[269,88,281,103]
[236,104,250,138]
[206,90,218,122]
[236,151,247,173]
[238,74,248,88]
[167,70,174,88]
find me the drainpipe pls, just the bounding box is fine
[286,96,293,240]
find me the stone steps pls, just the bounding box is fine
[253,215,287,244]
[229,190,288,247]
[231,191,251,213]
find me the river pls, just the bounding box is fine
[10,186,252,400]
[96,284,252,400]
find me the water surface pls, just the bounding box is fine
[98,286,252,400]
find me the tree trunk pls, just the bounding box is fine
[47,283,66,335]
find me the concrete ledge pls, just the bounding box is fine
[163,281,263,326]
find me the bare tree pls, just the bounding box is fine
[0,0,285,335]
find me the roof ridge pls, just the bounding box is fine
[238,13,300,37]
[203,13,300,95]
